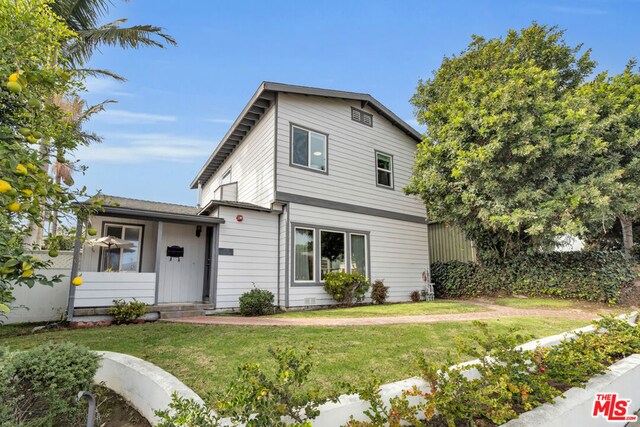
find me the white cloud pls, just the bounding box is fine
[74,132,214,163]
[83,77,133,97]
[93,109,177,124]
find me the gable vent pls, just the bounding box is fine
[351,107,373,127]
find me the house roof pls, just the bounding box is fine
[189,82,423,189]
[198,199,274,215]
[95,195,224,225]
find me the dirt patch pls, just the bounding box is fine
[93,385,150,427]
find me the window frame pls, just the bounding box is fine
[98,222,144,272]
[289,123,329,175]
[293,227,316,283]
[290,223,369,286]
[375,150,394,190]
[221,168,232,185]
[349,233,368,277]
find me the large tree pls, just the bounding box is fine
[580,63,640,258]
[407,23,605,259]
[0,0,97,314]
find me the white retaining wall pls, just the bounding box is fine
[95,351,204,426]
[3,250,72,324]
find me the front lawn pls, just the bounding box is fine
[1,318,588,398]
[272,300,486,318]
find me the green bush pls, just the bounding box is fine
[349,316,640,426]
[239,288,275,316]
[0,342,100,426]
[108,298,147,324]
[370,280,389,305]
[156,347,338,427]
[431,251,637,303]
[323,272,370,307]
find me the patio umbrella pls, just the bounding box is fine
[87,236,135,271]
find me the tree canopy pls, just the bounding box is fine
[406,23,635,259]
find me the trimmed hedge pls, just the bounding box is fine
[431,251,637,303]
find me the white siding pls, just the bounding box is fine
[287,203,428,307]
[157,222,206,303]
[80,216,157,273]
[277,205,288,307]
[215,206,279,309]
[276,93,425,216]
[74,272,156,307]
[201,105,276,208]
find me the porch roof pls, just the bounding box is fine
[94,195,225,225]
[198,199,274,215]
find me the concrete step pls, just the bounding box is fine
[159,309,205,319]
[156,304,214,312]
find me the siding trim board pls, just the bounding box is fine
[289,221,371,287]
[276,192,427,224]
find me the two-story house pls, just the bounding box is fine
[67,83,430,320]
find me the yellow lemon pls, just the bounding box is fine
[72,276,83,286]
[8,202,20,212]
[21,269,34,278]
[21,189,33,197]
[15,164,27,175]
[26,135,36,143]
[8,73,19,82]
[6,81,22,94]
[0,179,11,193]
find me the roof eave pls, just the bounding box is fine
[98,205,225,225]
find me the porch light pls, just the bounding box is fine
[313,151,322,156]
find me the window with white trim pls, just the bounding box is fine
[376,152,393,188]
[291,125,327,172]
[100,224,143,272]
[292,225,368,284]
[294,227,315,282]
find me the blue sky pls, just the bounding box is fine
[75,0,640,206]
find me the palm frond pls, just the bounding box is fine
[67,22,177,66]
[80,99,116,123]
[52,0,114,32]
[76,67,126,81]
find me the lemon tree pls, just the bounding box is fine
[0,0,97,314]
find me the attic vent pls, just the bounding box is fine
[351,107,373,127]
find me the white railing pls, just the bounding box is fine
[74,272,156,307]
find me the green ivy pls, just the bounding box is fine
[432,251,637,303]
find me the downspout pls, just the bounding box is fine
[197,181,203,209]
[66,217,84,321]
[276,208,281,307]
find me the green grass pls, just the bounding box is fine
[272,301,487,318]
[492,297,578,309]
[0,318,588,397]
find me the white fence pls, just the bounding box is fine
[3,250,73,325]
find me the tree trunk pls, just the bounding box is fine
[619,214,634,259]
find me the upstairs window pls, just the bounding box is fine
[221,169,232,184]
[376,151,394,189]
[351,107,373,127]
[291,125,327,172]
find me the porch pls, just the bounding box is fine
[67,196,224,320]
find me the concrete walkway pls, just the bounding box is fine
[164,301,605,327]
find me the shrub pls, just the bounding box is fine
[410,290,421,302]
[431,251,637,303]
[239,288,275,316]
[108,298,147,324]
[156,347,338,427]
[323,272,370,307]
[370,280,389,305]
[0,342,100,426]
[349,316,640,426]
